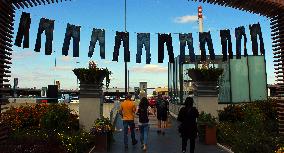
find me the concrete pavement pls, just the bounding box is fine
[108,114,228,153]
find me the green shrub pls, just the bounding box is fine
[218,105,244,122]
[217,99,281,153]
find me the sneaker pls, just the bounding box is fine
[132,139,138,145]
[182,150,186,153]
[143,144,147,151]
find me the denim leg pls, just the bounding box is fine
[88,29,97,58]
[166,36,174,63]
[206,35,215,60]
[44,19,54,55]
[15,12,31,48]
[136,34,143,63]
[143,124,149,145]
[199,32,206,61]
[129,121,136,142]
[139,125,144,144]
[72,26,81,57]
[34,18,45,53]
[158,34,164,63]
[123,121,129,146]
[188,37,195,62]
[122,32,130,62]
[145,38,151,64]
[179,35,186,64]
[220,30,229,61]
[99,33,105,59]
[113,33,121,61]
[62,24,73,56]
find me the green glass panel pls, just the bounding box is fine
[218,63,231,103]
[248,56,267,101]
[230,57,250,103]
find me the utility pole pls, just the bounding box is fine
[124,0,128,95]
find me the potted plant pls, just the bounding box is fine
[187,67,223,96]
[73,61,111,89]
[197,112,218,145]
[90,117,114,152]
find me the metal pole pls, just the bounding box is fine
[124,0,128,95]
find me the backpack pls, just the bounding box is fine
[138,107,149,123]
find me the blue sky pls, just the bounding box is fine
[10,0,274,89]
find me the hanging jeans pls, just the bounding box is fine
[34,18,54,55]
[14,12,31,48]
[235,26,248,59]
[88,28,105,59]
[199,31,215,61]
[62,23,81,57]
[179,33,195,63]
[158,33,174,63]
[220,29,233,61]
[249,23,265,56]
[136,33,151,64]
[113,31,130,62]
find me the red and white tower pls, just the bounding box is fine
[198,6,204,33]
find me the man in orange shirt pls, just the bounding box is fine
[119,94,138,149]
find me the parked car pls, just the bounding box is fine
[104,96,115,103]
[70,96,79,103]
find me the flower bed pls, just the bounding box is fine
[0,104,95,153]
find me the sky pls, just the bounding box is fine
[10,0,274,90]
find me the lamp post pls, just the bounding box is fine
[124,0,128,95]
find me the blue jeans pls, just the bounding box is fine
[123,120,136,146]
[136,33,151,64]
[139,123,149,145]
[62,23,81,57]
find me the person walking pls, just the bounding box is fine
[155,94,169,135]
[136,97,154,151]
[177,97,199,153]
[119,94,138,149]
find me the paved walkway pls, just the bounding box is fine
[108,114,228,153]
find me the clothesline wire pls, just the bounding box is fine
[19,11,263,35]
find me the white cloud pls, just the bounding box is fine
[61,56,71,62]
[174,15,198,24]
[130,65,167,73]
[50,66,73,71]
[12,51,36,60]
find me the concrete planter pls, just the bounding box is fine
[79,83,104,131]
[192,82,219,97]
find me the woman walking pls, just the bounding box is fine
[177,97,199,153]
[137,97,154,151]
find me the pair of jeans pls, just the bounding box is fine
[62,23,81,57]
[88,28,105,59]
[123,120,136,146]
[158,33,174,63]
[249,23,265,56]
[113,31,130,62]
[235,26,248,59]
[34,18,54,55]
[179,33,195,63]
[136,33,151,64]
[139,123,149,145]
[220,29,233,61]
[199,31,215,61]
[14,12,31,48]
[182,137,195,153]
